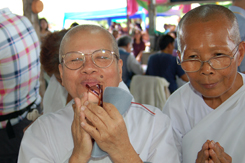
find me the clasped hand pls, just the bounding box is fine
[196,140,232,163]
[69,93,133,163]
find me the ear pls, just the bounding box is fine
[118,59,123,82]
[237,41,245,66]
[58,64,64,86]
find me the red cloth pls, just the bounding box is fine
[127,0,138,16]
[183,4,191,13]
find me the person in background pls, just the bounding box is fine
[40,29,72,114]
[132,28,145,61]
[0,7,41,163]
[18,24,179,163]
[229,0,245,73]
[39,17,52,100]
[118,35,144,88]
[70,22,79,28]
[112,29,119,40]
[146,34,189,93]
[39,18,51,44]
[163,4,245,163]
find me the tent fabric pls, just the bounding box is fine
[63,7,146,28]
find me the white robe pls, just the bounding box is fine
[163,73,245,163]
[18,90,179,163]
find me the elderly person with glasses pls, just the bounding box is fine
[162,4,245,163]
[18,25,179,163]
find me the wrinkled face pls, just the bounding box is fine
[59,30,123,99]
[179,17,244,98]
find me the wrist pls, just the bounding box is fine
[109,144,142,163]
[69,152,90,163]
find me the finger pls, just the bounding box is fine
[196,141,211,163]
[85,102,114,127]
[209,148,220,163]
[203,140,211,151]
[214,142,232,163]
[102,102,122,120]
[73,98,82,125]
[208,140,216,149]
[80,110,100,138]
[216,142,224,151]
[83,102,108,130]
[80,92,88,105]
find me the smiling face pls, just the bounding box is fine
[59,27,122,99]
[179,16,244,98]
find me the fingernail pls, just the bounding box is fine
[81,122,85,127]
[81,106,85,111]
[84,101,89,106]
[211,140,215,145]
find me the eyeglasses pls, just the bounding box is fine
[86,84,103,107]
[61,49,118,70]
[177,42,241,72]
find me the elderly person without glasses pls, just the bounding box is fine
[18,25,179,163]
[162,4,245,163]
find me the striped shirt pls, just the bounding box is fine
[0,8,41,129]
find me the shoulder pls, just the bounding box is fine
[148,53,161,60]
[119,49,130,55]
[163,83,192,114]
[32,102,73,130]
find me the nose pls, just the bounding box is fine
[200,61,214,75]
[81,55,97,74]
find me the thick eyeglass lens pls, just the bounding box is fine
[63,50,114,70]
[92,50,113,68]
[181,56,232,72]
[64,52,84,70]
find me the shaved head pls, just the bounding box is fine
[177,4,241,52]
[59,24,119,63]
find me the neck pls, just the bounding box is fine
[161,49,171,54]
[203,73,243,109]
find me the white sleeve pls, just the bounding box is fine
[18,118,58,163]
[147,109,180,163]
[127,54,144,75]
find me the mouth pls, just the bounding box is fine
[201,82,218,89]
[81,79,100,87]
[86,83,103,107]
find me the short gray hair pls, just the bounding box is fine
[59,24,119,63]
[117,35,132,47]
[177,4,240,52]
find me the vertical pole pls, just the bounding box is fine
[148,0,156,51]
[127,0,130,34]
[23,0,45,109]
[22,0,40,39]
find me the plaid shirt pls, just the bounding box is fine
[0,8,41,129]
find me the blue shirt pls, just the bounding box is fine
[146,52,185,93]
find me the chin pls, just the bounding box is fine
[201,89,228,99]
